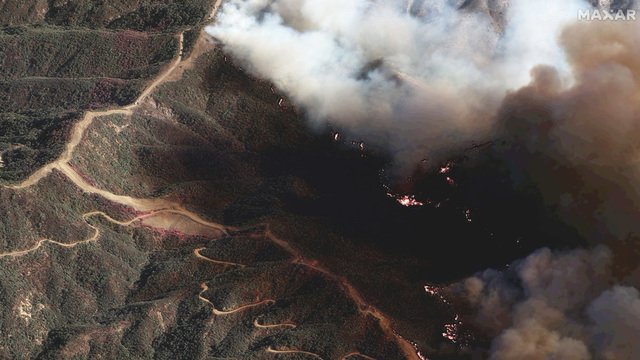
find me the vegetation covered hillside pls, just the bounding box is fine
[0,0,214,182]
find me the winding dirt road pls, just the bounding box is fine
[60,161,226,232]
[7,32,184,191]
[0,27,226,258]
[342,352,378,360]
[0,210,147,258]
[275,232,421,360]
[193,247,245,268]
[253,318,296,330]
[0,30,226,229]
[0,209,225,259]
[198,282,275,316]
[0,212,102,258]
[266,347,324,360]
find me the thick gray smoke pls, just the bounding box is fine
[452,247,640,359]
[444,16,640,359]
[206,0,586,171]
[499,19,640,242]
[455,18,640,359]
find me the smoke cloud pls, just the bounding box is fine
[206,0,586,171]
[451,247,640,359]
[459,18,640,359]
[447,17,640,359]
[206,0,640,358]
[498,19,640,242]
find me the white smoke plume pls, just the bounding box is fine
[206,0,586,171]
[451,247,640,359]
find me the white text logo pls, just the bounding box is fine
[578,9,637,21]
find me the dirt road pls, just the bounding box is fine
[7,33,184,191]
[266,347,324,360]
[198,282,275,316]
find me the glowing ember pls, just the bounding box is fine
[424,285,467,346]
[383,185,427,208]
[383,185,426,207]
[333,132,341,141]
[394,331,430,360]
[424,285,439,296]
[439,164,452,174]
[445,176,455,185]
[464,209,472,222]
[395,195,425,207]
[351,140,366,151]
[424,284,450,305]
[442,318,461,343]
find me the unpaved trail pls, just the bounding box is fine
[168,0,224,81]
[0,209,224,259]
[266,230,422,360]
[198,282,275,315]
[4,0,226,193]
[0,211,136,258]
[7,108,132,190]
[253,318,296,329]
[6,32,184,191]
[1,8,225,239]
[266,347,325,359]
[60,162,227,233]
[193,247,245,268]
[193,227,423,360]
[342,352,377,360]
[210,0,224,19]
[213,299,274,315]
[293,255,421,360]
[59,163,172,211]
